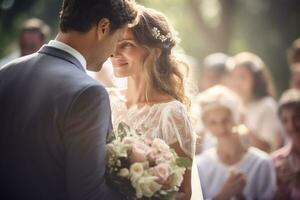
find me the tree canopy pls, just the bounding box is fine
[1,0,299,94]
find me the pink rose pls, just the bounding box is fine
[162,152,174,161]
[147,149,174,164]
[147,148,159,162]
[149,163,170,184]
[123,137,136,145]
[144,137,153,145]
[155,153,174,164]
[129,142,151,163]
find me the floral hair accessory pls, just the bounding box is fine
[151,27,173,44]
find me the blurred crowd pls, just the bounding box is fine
[192,42,300,199]
[1,17,300,200]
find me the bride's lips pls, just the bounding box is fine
[113,59,128,67]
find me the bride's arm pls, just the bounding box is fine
[159,102,197,199]
[170,142,192,200]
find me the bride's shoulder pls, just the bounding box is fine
[106,87,123,95]
[160,100,189,118]
[164,100,188,111]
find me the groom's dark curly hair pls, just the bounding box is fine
[59,0,138,33]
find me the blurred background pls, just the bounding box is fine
[1,1,300,197]
[0,0,300,94]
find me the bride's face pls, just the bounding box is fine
[111,29,148,77]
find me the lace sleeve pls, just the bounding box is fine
[158,102,196,158]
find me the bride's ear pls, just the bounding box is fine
[96,18,111,40]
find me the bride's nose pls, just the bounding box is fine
[110,50,117,58]
[111,45,123,58]
[110,49,116,58]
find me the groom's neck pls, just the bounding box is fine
[55,31,95,64]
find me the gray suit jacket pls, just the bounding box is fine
[0,46,123,200]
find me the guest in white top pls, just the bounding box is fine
[226,52,283,152]
[195,85,276,200]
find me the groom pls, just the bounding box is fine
[0,0,137,199]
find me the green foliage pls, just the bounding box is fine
[175,157,192,168]
[0,0,60,57]
[138,0,300,94]
[1,0,300,93]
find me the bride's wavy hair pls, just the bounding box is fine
[130,6,189,105]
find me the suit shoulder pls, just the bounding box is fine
[77,83,108,100]
[0,53,37,71]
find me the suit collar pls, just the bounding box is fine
[47,40,87,69]
[38,45,85,72]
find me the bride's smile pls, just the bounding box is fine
[111,29,148,78]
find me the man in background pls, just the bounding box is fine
[0,18,49,67]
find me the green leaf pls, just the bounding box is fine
[106,131,116,143]
[175,157,192,168]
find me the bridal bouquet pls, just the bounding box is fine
[105,122,192,200]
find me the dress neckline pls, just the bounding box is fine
[122,99,178,111]
[111,88,179,110]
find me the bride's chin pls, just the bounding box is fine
[115,74,128,78]
[113,70,128,78]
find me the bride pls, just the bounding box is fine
[109,5,200,200]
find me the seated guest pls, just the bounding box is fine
[196,85,276,200]
[272,89,300,200]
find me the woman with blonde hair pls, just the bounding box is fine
[195,85,276,199]
[109,5,199,199]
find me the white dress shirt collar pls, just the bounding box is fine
[47,40,87,70]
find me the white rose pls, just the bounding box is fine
[149,163,170,184]
[134,176,162,198]
[152,138,170,153]
[130,163,144,178]
[114,143,129,157]
[118,168,129,178]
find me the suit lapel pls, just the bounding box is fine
[38,46,85,72]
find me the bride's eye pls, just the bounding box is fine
[120,42,134,49]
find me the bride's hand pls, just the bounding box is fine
[170,142,192,200]
[175,192,190,200]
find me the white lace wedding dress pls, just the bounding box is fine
[108,88,203,200]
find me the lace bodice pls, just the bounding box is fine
[108,88,196,157]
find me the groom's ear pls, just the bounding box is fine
[96,18,111,39]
